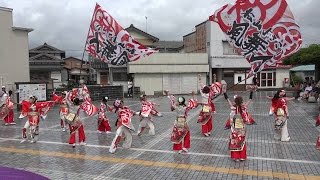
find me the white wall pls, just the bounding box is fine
[134,74,163,95]
[51,71,62,88]
[113,81,127,92]
[208,21,225,57]
[96,71,101,84]
[276,69,290,88]
[129,53,208,65]
[0,8,31,90]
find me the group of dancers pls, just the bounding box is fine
[1,76,318,161]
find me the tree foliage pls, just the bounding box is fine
[283,44,320,81]
[283,44,320,65]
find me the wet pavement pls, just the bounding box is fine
[0,91,319,180]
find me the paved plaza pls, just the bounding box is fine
[0,91,320,180]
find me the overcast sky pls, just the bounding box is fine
[0,0,319,58]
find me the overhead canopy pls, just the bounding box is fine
[290,65,315,72]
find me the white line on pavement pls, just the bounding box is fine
[1,137,320,165]
[93,95,218,179]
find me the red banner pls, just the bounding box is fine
[210,0,302,76]
[85,3,157,65]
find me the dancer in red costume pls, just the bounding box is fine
[223,88,254,161]
[137,94,162,136]
[20,96,54,143]
[0,90,15,125]
[53,91,68,131]
[197,75,217,136]
[109,99,137,153]
[316,106,320,150]
[97,97,111,134]
[65,90,97,148]
[166,91,198,153]
[272,89,295,142]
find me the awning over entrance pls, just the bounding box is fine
[210,57,250,68]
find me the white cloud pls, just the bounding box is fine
[0,0,318,58]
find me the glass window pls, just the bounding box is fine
[273,72,276,86]
[259,71,276,87]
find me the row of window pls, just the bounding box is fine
[257,71,277,87]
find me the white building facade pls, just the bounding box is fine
[128,53,209,95]
[0,7,33,90]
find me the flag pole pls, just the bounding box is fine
[79,3,97,87]
[226,75,253,91]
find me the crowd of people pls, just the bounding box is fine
[1,76,319,161]
[298,80,320,102]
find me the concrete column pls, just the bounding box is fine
[217,68,223,82]
[109,67,113,85]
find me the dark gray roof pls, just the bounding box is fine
[29,53,63,62]
[152,41,183,49]
[29,43,65,53]
[125,24,159,42]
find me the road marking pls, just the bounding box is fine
[94,95,209,179]
[0,146,318,179]
[1,125,316,146]
[1,133,320,165]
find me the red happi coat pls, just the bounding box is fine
[140,100,161,118]
[53,93,69,115]
[170,95,197,144]
[98,102,111,122]
[274,98,288,116]
[236,105,255,125]
[270,98,277,114]
[225,105,255,128]
[0,96,13,120]
[197,83,220,125]
[115,106,135,130]
[21,100,55,126]
[229,111,246,151]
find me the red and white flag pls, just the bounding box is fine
[80,100,98,116]
[85,3,157,65]
[210,0,302,76]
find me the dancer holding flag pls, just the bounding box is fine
[20,96,54,143]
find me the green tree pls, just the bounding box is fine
[283,44,320,81]
[290,73,303,86]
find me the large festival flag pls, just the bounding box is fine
[209,0,302,76]
[85,3,158,66]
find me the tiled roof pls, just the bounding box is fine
[152,41,183,49]
[125,24,159,42]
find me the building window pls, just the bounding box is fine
[238,76,242,83]
[258,71,276,87]
[113,72,128,81]
[222,41,237,55]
